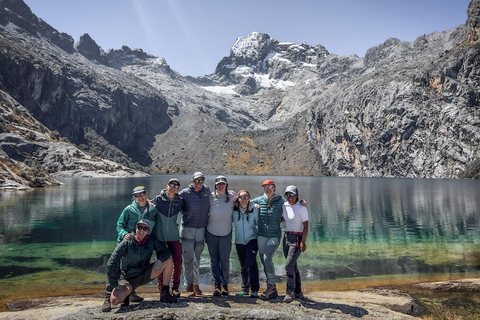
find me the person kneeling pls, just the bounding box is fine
[106,219,177,309]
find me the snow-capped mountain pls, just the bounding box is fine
[1,0,480,189]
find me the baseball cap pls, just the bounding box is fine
[168,178,180,185]
[132,186,146,194]
[136,219,151,229]
[215,175,227,184]
[285,185,298,195]
[261,179,275,186]
[192,172,205,179]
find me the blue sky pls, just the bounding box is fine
[24,0,471,77]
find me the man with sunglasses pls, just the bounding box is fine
[152,178,185,298]
[102,186,159,312]
[107,219,177,308]
[178,172,212,296]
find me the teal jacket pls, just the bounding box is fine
[232,202,259,245]
[116,200,158,241]
[107,235,171,287]
[252,194,285,239]
[152,189,184,242]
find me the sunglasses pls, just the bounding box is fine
[193,179,204,184]
[239,195,250,200]
[285,192,296,197]
[215,177,227,183]
[137,225,149,232]
[263,185,275,189]
[168,182,180,188]
[133,192,146,197]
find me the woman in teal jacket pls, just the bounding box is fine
[251,179,284,300]
[251,179,307,300]
[116,186,158,242]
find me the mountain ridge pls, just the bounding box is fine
[1,0,479,189]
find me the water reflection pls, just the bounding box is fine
[0,175,479,283]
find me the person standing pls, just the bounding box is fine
[106,219,177,309]
[251,179,284,300]
[282,185,309,303]
[206,176,236,296]
[178,172,211,296]
[102,186,158,312]
[151,178,185,298]
[232,190,260,298]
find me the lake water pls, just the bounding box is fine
[1,175,480,310]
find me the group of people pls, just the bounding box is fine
[102,172,309,312]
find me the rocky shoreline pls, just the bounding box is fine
[0,288,421,320]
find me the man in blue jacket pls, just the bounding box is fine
[178,172,211,296]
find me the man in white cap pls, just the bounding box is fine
[178,172,212,296]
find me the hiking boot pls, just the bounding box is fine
[160,286,178,303]
[102,293,112,312]
[171,287,180,297]
[283,291,295,303]
[193,284,202,296]
[295,292,305,300]
[235,290,249,296]
[213,285,221,296]
[121,294,130,307]
[221,284,229,296]
[260,284,278,300]
[130,291,144,302]
[186,283,196,297]
[250,291,259,298]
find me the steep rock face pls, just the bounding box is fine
[306,25,480,178]
[0,1,172,166]
[0,89,146,190]
[467,0,480,42]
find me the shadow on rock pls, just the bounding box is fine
[300,298,368,318]
[115,300,189,313]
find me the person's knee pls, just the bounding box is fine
[153,260,163,271]
[163,257,173,269]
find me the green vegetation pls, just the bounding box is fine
[459,158,480,179]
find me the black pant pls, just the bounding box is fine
[235,239,260,292]
[283,233,302,294]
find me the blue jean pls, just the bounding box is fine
[257,236,280,285]
[283,232,302,293]
[205,230,232,287]
[236,239,260,292]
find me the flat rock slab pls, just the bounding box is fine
[414,278,480,292]
[1,289,418,320]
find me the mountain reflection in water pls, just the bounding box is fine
[1,175,479,289]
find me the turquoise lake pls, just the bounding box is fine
[1,175,480,308]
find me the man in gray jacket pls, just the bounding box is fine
[178,172,211,296]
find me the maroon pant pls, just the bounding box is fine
[157,240,182,289]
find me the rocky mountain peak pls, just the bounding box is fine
[207,31,330,95]
[0,0,74,53]
[230,32,275,63]
[74,33,104,62]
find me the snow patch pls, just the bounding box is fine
[201,85,237,95]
